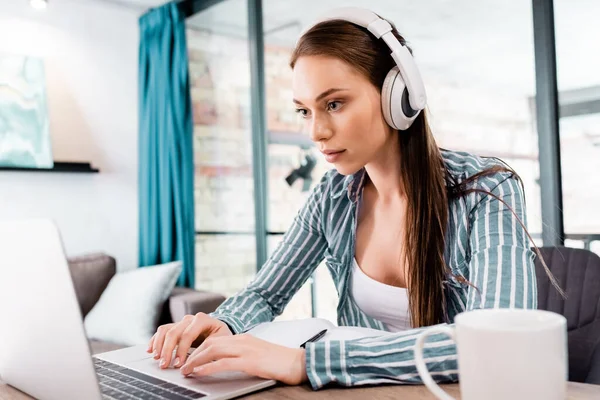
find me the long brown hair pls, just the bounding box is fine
[290,19,563,328]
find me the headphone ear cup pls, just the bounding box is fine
[381,67,399,129]
[381,66,421,131]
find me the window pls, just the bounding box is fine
[555,0,600,254]
[186,0,257,296]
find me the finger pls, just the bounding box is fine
[147,333,156,353]
[192,332,240,355]
[180,339,242,375]
[152,323,174,360]
[160,317,194,368]
[174,315,211,368]
[184,335,222,363]
[191,358,243,377]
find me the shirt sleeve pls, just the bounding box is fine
[304,174,537,390]
[465,174,537,310]
[209,172,330,334]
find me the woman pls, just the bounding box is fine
[148,7,550,390]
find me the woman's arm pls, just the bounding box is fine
[304,174,537,389]
[465,174,537,310]
[208,172,331,334]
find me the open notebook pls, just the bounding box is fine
[245,318,393,348]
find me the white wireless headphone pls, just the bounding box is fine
[298,7,427,131]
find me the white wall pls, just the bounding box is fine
[0,0,141,270]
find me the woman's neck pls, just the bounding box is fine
[364,132,404,204]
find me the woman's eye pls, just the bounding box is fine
[327,101,342,111]
[295,108,309,118]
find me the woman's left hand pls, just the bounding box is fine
[177,334,308,385]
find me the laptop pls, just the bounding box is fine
[0,219,277,400]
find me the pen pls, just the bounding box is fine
[300,329,328,348]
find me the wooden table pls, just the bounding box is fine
[2,380,600,399]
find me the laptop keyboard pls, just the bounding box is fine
[94,358,206,400]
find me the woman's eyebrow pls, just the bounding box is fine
[293,88,349,105]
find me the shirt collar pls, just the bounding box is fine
[330,168,367,203]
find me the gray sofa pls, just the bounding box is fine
[67,252,226,355]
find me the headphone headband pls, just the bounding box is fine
[298,7,427,111]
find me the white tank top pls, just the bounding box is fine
[350,258,412,332]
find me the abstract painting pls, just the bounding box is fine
[0,53,52,168]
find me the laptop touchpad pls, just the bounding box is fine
[126,357,274,395]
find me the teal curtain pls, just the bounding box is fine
[138,3,195,288]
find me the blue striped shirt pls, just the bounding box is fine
[210,149,537,389]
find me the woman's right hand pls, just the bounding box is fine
[147,312,233,369]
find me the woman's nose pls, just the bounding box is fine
[309,118,333,142]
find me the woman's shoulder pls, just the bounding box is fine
[441,148,516,189]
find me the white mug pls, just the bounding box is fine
[414,309,567,400]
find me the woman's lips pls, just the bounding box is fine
[322,150,346,163]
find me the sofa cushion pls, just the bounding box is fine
[83,261,182,346]
[68,253,116,318]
